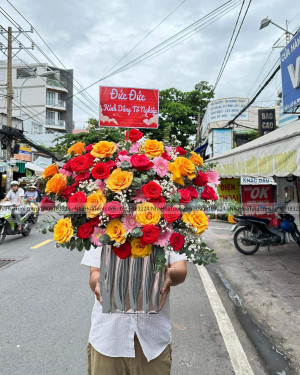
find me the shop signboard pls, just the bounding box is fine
[280,31,300,112]
[218,178,240,201]
[258,109,276,136]
[241,184,274,218]
[241,176,277,185]
[99,86,159,128]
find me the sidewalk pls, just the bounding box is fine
[204,221,300,374]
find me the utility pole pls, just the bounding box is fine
[196,114,201,147]
[286,20,290,45]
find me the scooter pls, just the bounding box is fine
[231,202,300,255]
[0,202,34,244]
[24,198,40,224]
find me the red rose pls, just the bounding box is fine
[113,242,132,259]
[131,154,153,172]
[67,191,87,212]
[178,189,191,204]
[117,150,129,159]
[84,152,95,166]
[91,163,110,179]
[103,201,124,218]
[140,225,159,245]
[77,222,94,239]
[61,185,76,199]
[70,155,90,173]
[175,146,187,156]
[164,206,181,223]
[62,160,73,172]
[86,143,95,152]
[40,197,55,211]
[193,171,208,187]
[106,160,116,170]
[75,171,90,183]
[161,152,171,161]
[142,181,162,199]
[128,129,143,142]
[185,186,198,199]
[170,232,185,251]
[201,186,218,201]
[149,196,166,210]
[89,216,100,226]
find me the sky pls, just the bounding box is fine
[0,0,299,126]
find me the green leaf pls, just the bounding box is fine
[131,227,143,237]
[120,161,131,169]
[83,239,92,250]
[99,234,111,244]
[147,169,156,177]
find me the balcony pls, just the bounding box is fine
[46,78,68,93]
[45,118,66,130]
[46,98,66,111]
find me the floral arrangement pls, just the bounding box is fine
[39,130,219,270]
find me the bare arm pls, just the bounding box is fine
[0,197,8,204]
[89,267,102,304]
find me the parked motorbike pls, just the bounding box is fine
[231,202,300,255]
[0,202,34,244]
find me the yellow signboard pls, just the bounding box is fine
[218,178,240,201]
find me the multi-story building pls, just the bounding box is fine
[0,60,73,140]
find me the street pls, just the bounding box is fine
[1,218,273,375]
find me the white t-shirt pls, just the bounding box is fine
[81,246,187,362]
[6,188,24,205]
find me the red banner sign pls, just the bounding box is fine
[241,185,274,218]
[99,86,159,129]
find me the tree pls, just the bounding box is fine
[143,81,214,146]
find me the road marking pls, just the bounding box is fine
[31,239,53,249]
[197,265,254,375]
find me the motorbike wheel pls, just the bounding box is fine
[22,222,32,237]
[234,227,260,255]
[291,228,300,246]
[0,225,6,244]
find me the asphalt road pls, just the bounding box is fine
[0,220,269,375]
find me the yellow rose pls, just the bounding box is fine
[91,141,117,158]
[85,189,106,218]
[189,152,203,166]
[136,202,162,226]
[106,168,133,193]
[45,173,67,195]
[182,210,208,235]
[67,142,85,155]
[105,219,126,244]
[144,139,164,158]
[54,217,73,244]
[131,238,152,258]
[42,163,59,179]
[168,157,196,186]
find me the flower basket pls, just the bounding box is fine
[100,245,164,313]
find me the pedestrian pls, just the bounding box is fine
[0,180,24,231]
[81,246,187,375]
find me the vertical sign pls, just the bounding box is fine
[258,109,276,136]
[99,86,159,129]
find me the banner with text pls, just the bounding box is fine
[100,86,159,129]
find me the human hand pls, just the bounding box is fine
[159,267,173,311]
[15,203,20,207]
[94,280,102,305]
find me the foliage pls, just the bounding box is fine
[233,129,259,148]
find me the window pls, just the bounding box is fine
[46,91,56,106]
[16,67,37,79]
[46,110,55,125]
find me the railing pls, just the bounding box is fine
[46,78,68,90]
[46,98,66,108]
[45,119,66,128]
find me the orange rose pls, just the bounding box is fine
[105,219,126,244]
[144,139,164,158]
[85,189,106,218]
[131,238,152,258]
[67,142,85,155]
[189,152,203,166]
[91,141,117,158]
[106,168,133,193]
[54,217,73,244]
[45,173,67,195]
[182,210,208,235]
[136,202,162,225]
[168,157,196,186]
[42,163,59,179]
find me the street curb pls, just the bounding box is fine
[210,264,293,375]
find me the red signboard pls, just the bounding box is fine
[99,86,159,129]
[241,185,274,218]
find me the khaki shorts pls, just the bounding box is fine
[87,335,172,375]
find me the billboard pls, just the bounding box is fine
[280,31,300,112]
[241,185,274,218]
[212,128,232,157]
[218,178,240,201]
[258,108,276,136]
[99,86,159,129]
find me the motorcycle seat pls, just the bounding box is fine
[235,215,270,224]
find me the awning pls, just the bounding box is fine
[208,119,300,178]
[25,162,44,173]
